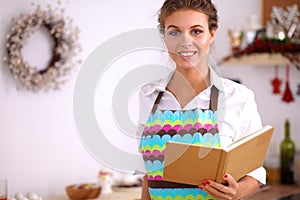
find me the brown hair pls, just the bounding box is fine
[158,0,218,32]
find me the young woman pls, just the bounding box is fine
[138,0,266,199]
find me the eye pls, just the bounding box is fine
[191,29,202,35]
[167,30,180,37]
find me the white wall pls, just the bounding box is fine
[0,0,299,198]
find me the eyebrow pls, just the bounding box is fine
[167,24,204,29]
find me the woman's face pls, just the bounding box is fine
[163,9,215,70]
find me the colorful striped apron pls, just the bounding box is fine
[140,86,220,200]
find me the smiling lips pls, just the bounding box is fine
[178,51,197,58]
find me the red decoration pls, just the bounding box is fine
[271,65,282,94]
[222,38,300,69]
[282,65,294,103]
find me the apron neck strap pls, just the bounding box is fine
[151,91,164,114]
[209,85,219,112]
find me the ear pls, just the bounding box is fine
[210,29,216,44]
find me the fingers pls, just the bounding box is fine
[223,173,238,189]
[198,174,238,200]
[222,173,238,198]
[199,180,234,200]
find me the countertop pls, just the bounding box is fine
[45,187,141,200]
[248,184,300,200]
[45,184,300,200]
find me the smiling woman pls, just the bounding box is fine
[138,0,267,200]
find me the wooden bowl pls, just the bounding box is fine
[66,183,101,200]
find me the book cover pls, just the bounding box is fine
[163,125,274,186]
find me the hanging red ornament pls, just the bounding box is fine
[282,65,294,103]
[270,65,282,94]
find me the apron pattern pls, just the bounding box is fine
[148,188,215,200]
[140,108,220,180]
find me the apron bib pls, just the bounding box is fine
[140,86,220,200]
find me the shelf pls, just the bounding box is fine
[221,53,291,66]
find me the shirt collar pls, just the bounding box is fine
[144,66,224,96]
[211,67,224,92]
[143,71,173,96]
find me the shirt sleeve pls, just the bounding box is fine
[135,88,152,174]
[137,85,157,126]
[240,88,266,184]
[136,86,157,149]
[239,88,262,138]
[246,166,266,185]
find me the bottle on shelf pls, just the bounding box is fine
[280,119,295,184]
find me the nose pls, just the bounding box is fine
[179,33,193,47]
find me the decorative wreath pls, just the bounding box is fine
[4,5,80,91]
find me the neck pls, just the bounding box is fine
[176,66,210,94]
[167,66,210,108]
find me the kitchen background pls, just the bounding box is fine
[0,0,299,198]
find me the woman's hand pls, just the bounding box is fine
[199,174,260,200]
[199,173,238,200]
